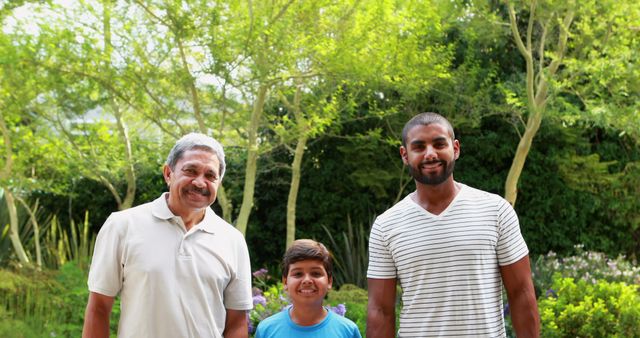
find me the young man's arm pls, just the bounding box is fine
[500,255,540,338]
[82,292,115,338]
[222,309,248,338]
[367,278,397,338]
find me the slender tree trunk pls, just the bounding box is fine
[104,0,136,210]
[504,109,543,205]
[235,84,269,235]
[99,175,124,209]
[113,108,136,210]
[216,186,233,223]
[286,134,307,248]
[4,189,31,266]
[284,84,307,248]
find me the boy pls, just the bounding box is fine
[255,239,362,338]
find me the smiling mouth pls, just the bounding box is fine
[421,161,443,170]
[186,188,210,197]
[297,289,317,294]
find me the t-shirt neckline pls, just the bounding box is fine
[286,306,331,331]
[407,183,467,219]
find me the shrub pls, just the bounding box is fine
[539,277,640,337]
[327,284,368,335]
[0,267,65,335]
[249,282,290,334]
[532,244,640,296]
[0,263,119,337]
[322,218,369,289]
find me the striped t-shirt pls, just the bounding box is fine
[367,183,528,337]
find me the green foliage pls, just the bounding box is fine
[327,284,368,335]
[0,266,76,336]
[43,212,95,270]
[0,262,120,337]
[0,195,96,270]
[1,2,639,312]
[322,217,369,289]
[249,282,290,333]
[539,277,640,338]
[532,245,640,297]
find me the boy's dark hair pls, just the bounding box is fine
[281,239,333,279]
[401,112,455,147]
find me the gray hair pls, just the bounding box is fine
[401,112,455,147]
[166,133,226,179]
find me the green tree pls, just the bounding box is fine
[0,25,69,266]
[7,1,149,211]
[503,0,640,205]
[270,0,453,248]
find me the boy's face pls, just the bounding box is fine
[283,259,332,307]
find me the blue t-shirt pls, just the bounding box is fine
[255,307,361,338]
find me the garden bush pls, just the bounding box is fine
[0,263,119,337]
[327,284,368,334]
[539,276,640,337]
[532,244,640,297]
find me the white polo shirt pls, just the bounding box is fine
[88,193,253,338]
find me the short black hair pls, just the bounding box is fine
[281,239,333,279]
[401,112,455,147]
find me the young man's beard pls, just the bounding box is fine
[407,159,455,185]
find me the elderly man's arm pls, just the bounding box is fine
[82,292,115,338]
[367,278,397,338]
[500,255,540,338]
[223,309,248,338]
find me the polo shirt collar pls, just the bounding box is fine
[151,193,175,220]
[151,193,217,234]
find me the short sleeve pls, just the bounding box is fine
[366,219,397,279]
[352,323,363,338]
[87,214,126,297]
[496,199,529,266]
[223,234,253,310]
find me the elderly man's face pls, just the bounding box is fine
[163,149,221,215]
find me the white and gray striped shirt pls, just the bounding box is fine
[367,183,528,337]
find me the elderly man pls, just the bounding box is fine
[82,133,252,338]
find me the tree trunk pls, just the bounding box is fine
[286,134,308,248]
[235,84,269,235]
[113,107,136,210]
[4,189,31,266]
[504,109,543,205]
[216,186,233,223]
[104,0,136,210]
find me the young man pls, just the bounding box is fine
[82,133,253,338]
[255,239,361,338]
[367,113,540,337]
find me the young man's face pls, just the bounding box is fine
[400,123,460,186]
[283,259,332,307]
[163,149,221,215]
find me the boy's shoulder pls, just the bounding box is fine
[325,311,362,337]
[327,311,360,329]
[257,308,288,327]
[328,310,354,324]
[254,309,288,337]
